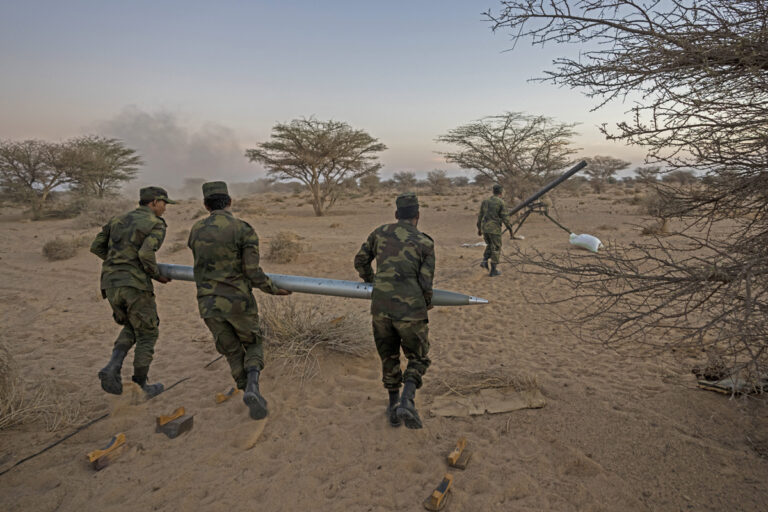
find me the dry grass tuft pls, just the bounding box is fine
[430,368,539,396]
[641,218,670,235]
[259,298,370,382]
[266,231,305,263]
[0,340,82,431]
[42,237,80,261]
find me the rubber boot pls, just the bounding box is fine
[396,379,423,429]
[132,367,164,399]
[388,389,402,427]
[243,367,268,420]
[480,259,489,270]
[489,262,501,277]
[98,348,127,395]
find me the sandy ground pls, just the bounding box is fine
[1,186,767,512]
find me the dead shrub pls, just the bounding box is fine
[430,368,539,396]
[42,237,79,261]
[259,298,369,382]
[266,231,304,262]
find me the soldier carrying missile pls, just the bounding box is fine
[187,181,291,420]
[354,192,434,430]
[91,186,176,398]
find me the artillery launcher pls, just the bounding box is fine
[504,160,587,238]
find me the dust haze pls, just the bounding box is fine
[97,106,263,193]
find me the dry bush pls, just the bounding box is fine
[74,197,134,229]
[641,219,670,236]
[42,237,79,261]
[259,297,370,382]
[430,367,539,396]
[266,231,304,262]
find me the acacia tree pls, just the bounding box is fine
[436,112,578,196]
[486,1,768,380]
[68,136,142,198]
[245,118,386,216]
[0,140,71,219]
[583,155,630,193]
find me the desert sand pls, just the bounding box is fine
[1,187,767,511]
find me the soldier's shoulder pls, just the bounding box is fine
[418,231,434,246]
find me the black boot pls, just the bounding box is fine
[388,389,401,427]
[396,379,423,429]
[243,367,268,420]
[132,367,164,399]
[480,259,489,270]
[490,262,501,277]
[98,348,127,395]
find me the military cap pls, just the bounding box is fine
[395,192,419,209]
[140,186,177,204]
[395,192,419,219]
[492,183,503,194]
[202,181,229,199]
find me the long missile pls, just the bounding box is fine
[508,160,587,216]
[158,263,489,306]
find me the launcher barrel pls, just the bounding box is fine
[508,160,587,217]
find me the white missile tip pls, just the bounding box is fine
[468,296,489,305]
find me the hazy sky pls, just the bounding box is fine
[0,0,645,185]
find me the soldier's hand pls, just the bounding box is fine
[274,288,292,296]
[156,276,172,284]
[427,304,434,311]
[477,230,482,237]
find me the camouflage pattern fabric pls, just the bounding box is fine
[483,233,503,264]
[90,205,167,292]
[188,209,279,385]
[353,221,435,322]
[105,286,159,369]
[477,196,513,236]
[187,210,279,318]
[204,314,264,387]
[372,313,431,389]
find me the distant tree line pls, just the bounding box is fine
[0,136,141,219]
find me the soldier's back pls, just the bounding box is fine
[369,222,434,321]
[101,207,163,290]
[189,210,251,300]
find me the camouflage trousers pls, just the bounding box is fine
[203,313,264,390]
[105,286,159,370]
[483,233,502,264]
[371,313,431,390]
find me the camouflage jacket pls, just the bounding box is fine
[90,205,167,292]
[354,221,435,321]
[187,209,279,318]
[477,196,512,235]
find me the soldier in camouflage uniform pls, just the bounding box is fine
[187,181,291,420]
[477,183,514,277]
[91,186,176,398]
[354,192,435,430]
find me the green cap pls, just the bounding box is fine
[492,184,503,194]
[395,192,419,209]
[202,181,229,198]
[140,186,177,204]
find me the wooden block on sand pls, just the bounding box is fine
[156,407,194,439]
[87,433,126,470]
[424,473,453,511]
[216,387,242,404]
[447,437,472,470]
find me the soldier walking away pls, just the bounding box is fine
[354,192,435,430]
[90,186,176,398]
[187,181,291,420]
[477,184,514,277]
